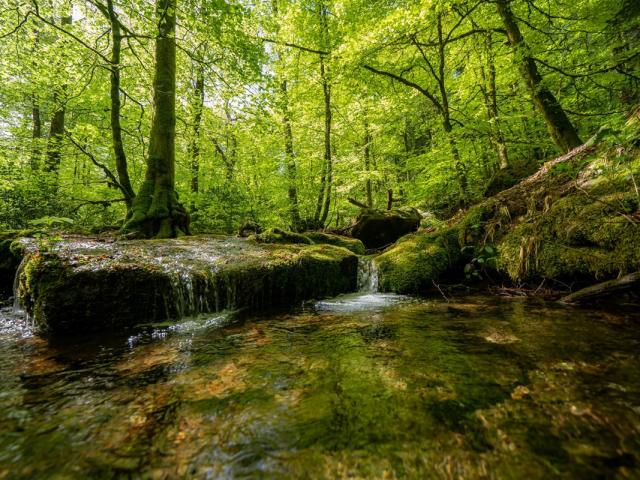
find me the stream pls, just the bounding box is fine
[1,267,640,477]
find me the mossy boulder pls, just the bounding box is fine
[375,227,464,294]
[15,236,358,333]
[250,228,365,255]
[250,227,313,245]
[303,232,365,255]
[352,207,422,249]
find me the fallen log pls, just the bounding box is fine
[560,272,640,305]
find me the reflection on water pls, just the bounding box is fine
[1,295,640,479]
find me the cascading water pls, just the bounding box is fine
[357,256,379,293]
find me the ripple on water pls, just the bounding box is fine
[314,292,410,313]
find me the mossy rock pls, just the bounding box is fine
[376,227,462,294]
[15,236,358,333]
[496,187,640,282]
[0,230,32,295]
[304,232,365,255]
[250,228,365,255]
[250,227,313,245]
[352,207,421,249]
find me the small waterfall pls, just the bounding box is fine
[12,255,28,312]
[357,256,379,293]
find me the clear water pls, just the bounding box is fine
[1,295,639,479]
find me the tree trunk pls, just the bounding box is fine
[45,91,65,173]
[364,119,373,208]
[189,65,205,197]
[122,0,189,238]
[314,3,332,227]
[280,80,302,231]
[106,0,135,208]
[319,55,332,226]
[44,13,72,176]
[480,32,509,170]
[31,94,42,169]
[496,0,582,153]
[436,14,467,200]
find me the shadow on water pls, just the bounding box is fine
[1,294,640,478]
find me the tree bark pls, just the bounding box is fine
[496,0,582,153]
[280,80,302,231]
[122,0,189,238]
[44,13,72,176]
[31,93,42,169]
[189,65,205,197]
[480,32,509,170]
[364,119,373,208]
[105,0,135,208]
[314,3,332,227]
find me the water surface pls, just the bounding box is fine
[1,295,639,479]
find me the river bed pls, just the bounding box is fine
[1,294,639,478]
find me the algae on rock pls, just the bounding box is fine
[15,236,358,333]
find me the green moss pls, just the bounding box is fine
[497,186,640,281]
[304,232,365,255]
[16,238,358,333]
[375,227,462,294]
[250,228,313,245]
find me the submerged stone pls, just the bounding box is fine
[15,236,358,333]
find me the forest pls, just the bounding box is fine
[0,0,636,236]
[1,0,640,478]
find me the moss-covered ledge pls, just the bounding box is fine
[15,236,358,333]
[374,141,640,295]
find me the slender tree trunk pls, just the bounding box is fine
[319,56,332,226]
[313,3,332,227]
[106,0,135,208]
[480,32,509,170]
[45,91,65,173]
[31,94,42,169]
[496,0,582,153]
[123,0,189,238]
[44,13,72,178]
[280,80,302,231]
[189,66,205,197]
[364,119,373,208]
[435,15,467,199]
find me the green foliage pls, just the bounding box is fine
[0,0,636,235]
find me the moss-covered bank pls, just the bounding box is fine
[375,140,640,294]
[15,236,358,333]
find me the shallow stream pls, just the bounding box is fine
[1,293,639,478]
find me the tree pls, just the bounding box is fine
[123,0,189,238]
[496,0,582,153]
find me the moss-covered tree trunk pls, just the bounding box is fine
[496,0,582,153]
[122,0,189,238]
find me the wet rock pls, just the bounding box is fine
[351,208,421,249]
[15,236,358,333]
[0,231,27,295]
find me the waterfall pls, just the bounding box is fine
[357,256,379,293]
